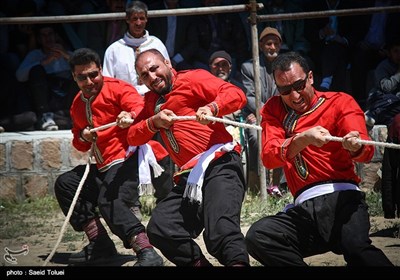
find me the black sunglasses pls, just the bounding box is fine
[76,70,99,82]
[277,73,308,96]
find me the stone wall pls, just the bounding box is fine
[0,125,388,202]
[0,131,88,202]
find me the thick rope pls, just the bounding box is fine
[90,118,134,133]
[90,121,117,133]
[88,116,400,149]
[325,135,400,149]
[43,118,135,266]
[43,154,92,266]
[171,115,262,130]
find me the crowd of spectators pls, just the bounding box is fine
[0,0,399,133]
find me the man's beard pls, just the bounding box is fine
[155,72,173,96]
[217,72,229,81]
[266,52,278,59]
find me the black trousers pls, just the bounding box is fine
[54,153,144,249]
[133,154,174,208]
[246,190,393,266]
[381,144,400,219]
[147,151,249,266]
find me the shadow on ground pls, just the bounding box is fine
[370,226,400,238]
[39,253,136,266]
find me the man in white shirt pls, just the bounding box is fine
[103,1,173,222]
[103,1,169,95]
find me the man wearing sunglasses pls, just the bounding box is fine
[54,48,171,266]
[245,51,393,266]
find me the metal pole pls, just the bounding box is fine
[1,4,397,25]
[257,5,400,22]
[248,0,267,200]
[0,4,264,25]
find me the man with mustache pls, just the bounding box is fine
[246,51,393,267]
[127,48,250,266]
[241,26,284,194]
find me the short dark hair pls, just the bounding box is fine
[126,1,148,18]
[68,48,101,71]
[272,51,310,77]
[135,48,165,70]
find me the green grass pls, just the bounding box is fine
[0,195,60,239]
[241,192,293,226]
[0,190,390,240]
[365,190,384,217]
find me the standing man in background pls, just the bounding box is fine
[103,1,173,219]
[241,26,283,194]
[103,0,169,95]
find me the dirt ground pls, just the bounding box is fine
[0,213,399,269]
[1,162,399,272]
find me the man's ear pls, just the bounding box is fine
[165,59,173,70]
[308,70,314,85]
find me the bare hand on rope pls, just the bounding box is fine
[341,131,363,154]
[151,109,176,130]
[302,126,332,148]
[116,111,135,129]
[303,127,362,153]
[196,105,213,125]
[302,127,362,153]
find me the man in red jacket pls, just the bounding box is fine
[127,48,249,266]
[246,51,393,266]
[54,48,172,266]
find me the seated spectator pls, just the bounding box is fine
[350,0,391,109]
[365,37,400,127]
[209,50,245,94]
[77,0,127,61]
[147,0,200,71]
[16,24,78,130]
[304,0,353,92]
[0,8,37,132]
[262,0,310,55]
[192,0,250,77]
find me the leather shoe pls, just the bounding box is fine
[133,247,164,266]
[68,235,118,265]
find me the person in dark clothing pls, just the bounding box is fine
[381,113,400,219]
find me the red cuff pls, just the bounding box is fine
[146,117,159,133]
[206,102,219,116]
